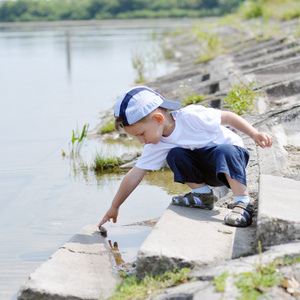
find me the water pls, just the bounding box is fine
[0,19,193,299]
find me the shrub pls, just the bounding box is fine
[222,81,259,115]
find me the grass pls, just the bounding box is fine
[69,123,89,155]
[131,46,160,83]
[235,262,282,300]
[212,242,300,299]
[222,81,259,115]
[192,25,227,64]
[182,93,207,106]
[237,0,300,21]
[179,80,207,106]
[100,120,115,134]
[92,152,123,173]
[109,268,191,300]
[214,271,228,292]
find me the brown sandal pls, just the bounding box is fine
[224,201,253,227]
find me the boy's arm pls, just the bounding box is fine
[98,166,147,228]
[221,111,273,148]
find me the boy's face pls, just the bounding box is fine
[124,113,164,145]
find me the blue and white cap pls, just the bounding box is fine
[114,86,181,126]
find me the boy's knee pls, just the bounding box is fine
[166,147,186,165]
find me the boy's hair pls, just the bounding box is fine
[114,117,124,132]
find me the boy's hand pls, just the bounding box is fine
[98,206,119,228]
[252,132,273,148]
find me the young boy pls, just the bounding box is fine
[98,86,273,228]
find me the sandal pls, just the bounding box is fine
[224,201,253,227]
[172,191,217,210]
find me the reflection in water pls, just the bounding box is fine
[66,31,72,78]
[108,240,125,266]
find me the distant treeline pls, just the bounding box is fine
[0,0,244,22]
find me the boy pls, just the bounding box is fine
[98,86,273,228]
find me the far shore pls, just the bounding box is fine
[0,17,214,32]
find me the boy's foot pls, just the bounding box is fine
[224,201,253,227]
[172,191,217,210]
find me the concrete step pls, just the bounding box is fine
[257,174,300,249]
[135,204,256,278]
[18,225,117,300]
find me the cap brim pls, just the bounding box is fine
[160,98,181,110]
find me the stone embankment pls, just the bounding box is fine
[18,19,300,299]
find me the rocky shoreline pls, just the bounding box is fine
[96,17,300,298]
[18,18,300,299]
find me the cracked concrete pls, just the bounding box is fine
[18,225,117,300]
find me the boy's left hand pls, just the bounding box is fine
[252,132,273,148]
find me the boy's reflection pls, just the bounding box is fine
[108,240,125,266]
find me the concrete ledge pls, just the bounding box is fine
[18,225,117,300]
[136,204,256,278]
[257,175,300,248]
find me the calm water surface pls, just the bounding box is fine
[0,19,193,299]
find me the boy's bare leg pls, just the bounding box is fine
[224,174,248,197]
[185,182,207,189]
[224,174,252,227]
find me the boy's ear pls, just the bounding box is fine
[152,112,164,125]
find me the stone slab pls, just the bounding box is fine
[18,225,117,300]
[257,174,300,248]
[136,204,256,277]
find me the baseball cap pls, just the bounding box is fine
[114,86,181,126]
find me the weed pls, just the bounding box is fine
[214,271,228,292]
[132,49,147,83]
[100,120,115,134]
[92,152,123,172]
[180,80,207,106]
[131,46,160,83]
[235,263,282,300]
[110,268,191,300]
[192,25,226,64]
[182,93,206,106]
[69,123,89,154]
[222,81,259,115]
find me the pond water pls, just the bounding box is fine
[0,19,193,299]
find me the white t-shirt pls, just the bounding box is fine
[135,105,244,170]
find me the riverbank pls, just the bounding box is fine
[18,17,300,299]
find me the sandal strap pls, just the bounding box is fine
[184,192,196,205]
[232,201,253,215]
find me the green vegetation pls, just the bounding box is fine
[193,25,226,63]
[235,262,282,300]
[182,93,207,106]
[92,152,123,172]
[0,0,244,22]
[214,271,228,292]
[237,0,300,21]
[223,81,259,115]
[100,120,115,134]
[69,123,89,154]
[180,80,207,106]
[110,268,191,300]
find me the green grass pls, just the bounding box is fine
[235,263,282,300]
[182,93,207,106]
[92,152,123,173]
[109,268,191,300]
[100,120,115,134]
[192,25,227,64]
[237,0,300,21]
[222,81,259,115]
[69,123,89,154]
[214,271,228,292]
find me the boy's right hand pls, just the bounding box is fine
[98,205,119,228]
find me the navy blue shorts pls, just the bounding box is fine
[166,145,249,188]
